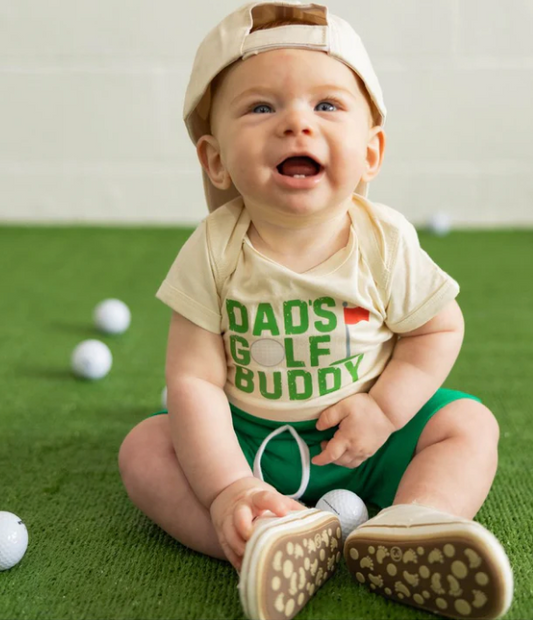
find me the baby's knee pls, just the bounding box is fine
[118,424,142,488]
[448,400,500,451]
[118,416,165,490]
[480,405,500,445]
[457,403,500,479]
[420,399,500,455]
[464,402,500,448]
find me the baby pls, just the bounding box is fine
[118,2,514,619]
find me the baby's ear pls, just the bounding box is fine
[196,135,232,190]
[362,126,386,183]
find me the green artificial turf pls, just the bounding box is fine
[0,225,532,619]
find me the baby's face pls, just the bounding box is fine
[203,48,381,222]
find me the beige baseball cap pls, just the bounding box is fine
[183,0,386,212]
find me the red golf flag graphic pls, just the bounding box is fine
[343,306,370,325]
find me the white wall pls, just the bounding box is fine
[0,0,532,226]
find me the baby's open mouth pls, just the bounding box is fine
[276,156,322,178]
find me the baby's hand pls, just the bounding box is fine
[312,393,395,468]
[209,477,304,571]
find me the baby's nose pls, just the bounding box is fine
[279,108,315,137]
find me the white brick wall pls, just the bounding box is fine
[0,0,532,226]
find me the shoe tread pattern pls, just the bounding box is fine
[257,515,342,620]
[344,535,506,619]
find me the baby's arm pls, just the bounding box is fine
[368,298,464,430]
[165,310,251,507]
[165,311,303,568]
[313,299,464,467]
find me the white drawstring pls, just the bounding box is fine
[252,425,310,500]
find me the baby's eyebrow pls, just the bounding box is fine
[230,87,274,106]
[230,84,357,106]
[310,85,358,99]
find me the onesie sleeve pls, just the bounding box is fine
[155,220,221,334]
[384,214,460,334]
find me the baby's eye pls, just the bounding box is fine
[251,104,273,114]
[315,101,338,112]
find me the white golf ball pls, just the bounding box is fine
[161,386,167,409]
[0,512,28,571]
[316,489,369,543]
[93,299,131,335]
[427,211,452,236]
[71,339,112,380]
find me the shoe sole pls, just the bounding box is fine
[239,509,343,620]
[344,521,513,619]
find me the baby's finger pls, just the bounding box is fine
[218,529,243,571]
[344,453,369,469]
[266,492,306,513]
[287,498,306,512]
[234,503,254,541]
[251,490,292,517]
[345,458,364,469]
[312,437,346,466]
[225,545,243,572]
[222,518,247,559]
[330,453,358,468]
[316,405,346,431]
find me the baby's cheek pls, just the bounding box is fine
[229,156,265,193]
[228,163,257,195]
[334,145,367,179]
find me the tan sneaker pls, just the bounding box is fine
[344,504,513,619]
[239,508,343,620]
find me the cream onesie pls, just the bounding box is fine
[156,193,459,423]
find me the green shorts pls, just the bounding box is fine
[150,388,481,510]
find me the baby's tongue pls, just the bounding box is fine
[279,156,318,176]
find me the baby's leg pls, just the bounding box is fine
[344,400,513,619]
[120,415,344,620]
[394,398,499,517]
[118,414,226,561]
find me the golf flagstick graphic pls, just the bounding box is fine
[342,303,370,358]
